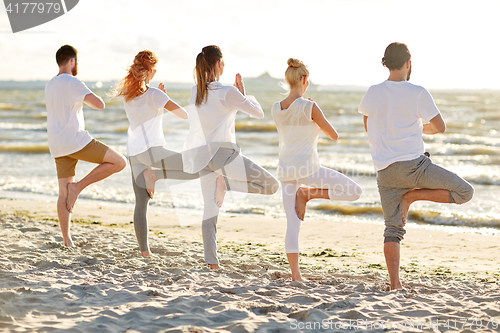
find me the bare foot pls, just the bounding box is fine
[63,238,75,247]
[143,169,157,199]
[209,263,221,269]
[141,250,159,258]
[400,193,412,226]
[295,187,308,221]
[390,282,405,291]
[66,182,80,213]
[292,275,304,282]
[215,175,226,207]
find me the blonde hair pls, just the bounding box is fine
[194,45,223,106]
[115,50,158,102]
[285,58,309,88]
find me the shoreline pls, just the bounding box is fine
[1,198,498,278]
[1,198,499,332]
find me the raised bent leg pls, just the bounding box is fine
[400,189,449,223]
[416,162,474,204]
[217,154,279,195]
[295,167,363,220]
[294,187,329,221]
[67,147,126,211]
[198,151,279,267]
[401,161,474,223]
[136,147,201,198]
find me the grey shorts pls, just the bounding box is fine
[377,155,474,243]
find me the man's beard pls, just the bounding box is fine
[72,62,78,76]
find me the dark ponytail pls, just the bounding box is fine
[194,45,223,106]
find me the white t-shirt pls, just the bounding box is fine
[123,87,170,157]
[182,81,263,173]
[45,74,93,158]
[358,80,440,171]
[272,98,321,181]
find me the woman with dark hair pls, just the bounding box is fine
[116,50,206,257]
[183,45,279,269]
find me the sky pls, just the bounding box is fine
[1,0,499,89]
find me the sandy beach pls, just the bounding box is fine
[0,198,499,332]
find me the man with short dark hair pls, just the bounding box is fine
[359,42,474,290]
[45,44,126,247]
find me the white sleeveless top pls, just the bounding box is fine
[272,97,321,181]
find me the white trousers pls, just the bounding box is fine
[281,166,362,253]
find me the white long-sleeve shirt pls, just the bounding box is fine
[182,81,263,173]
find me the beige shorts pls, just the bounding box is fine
[55,139,109,179]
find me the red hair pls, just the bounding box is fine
[115,50,158,102]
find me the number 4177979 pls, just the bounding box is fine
[6,2,62,14]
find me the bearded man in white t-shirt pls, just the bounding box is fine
[359,42,474,290]
[45,45,126,247]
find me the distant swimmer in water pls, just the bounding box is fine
[272,58,362,282]
[45,45,126,247]
[358,42,474,290]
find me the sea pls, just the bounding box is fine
[1,79,500,235]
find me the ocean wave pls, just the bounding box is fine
[0,103,35,111]
[226,207,266,215]
[114,126,129,133]
[1,182,58,197]
[334,139,370,147]
[459,173,500,185]
[30,113,47,119]
[440,134,500,147]
[0,122,46,131]
[0,144,49,154]
[433,144,500,156]
[312,203,383,215]
[409,210,500,229]
[235,122,276,132]
[311,203,500,229]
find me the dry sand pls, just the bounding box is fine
[0,198,499,332]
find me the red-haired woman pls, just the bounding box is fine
[116,50,203,257]
[182,45,279,269]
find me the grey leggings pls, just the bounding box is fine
[377,155,474,243]
[130,146,203,252]
[129,146,279,255]
[201,150,280,264]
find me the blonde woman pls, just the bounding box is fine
[116,50,207,257]
[183,45,279,269]
[272,58,363,281]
